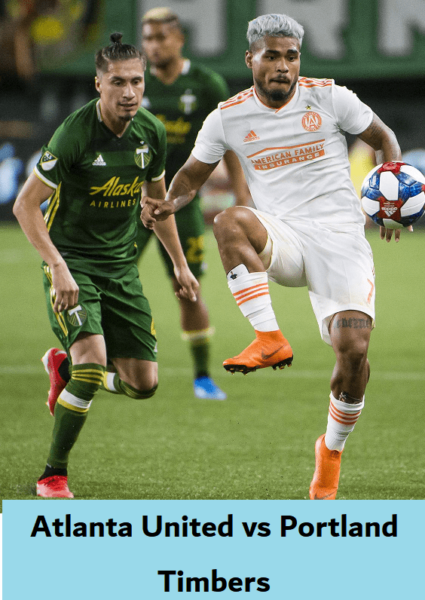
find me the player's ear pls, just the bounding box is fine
[245,50,253,69]
[95,75,101,93]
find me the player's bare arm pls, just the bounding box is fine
[222,151,251,207]
[358,113,401,164]
[141,155,219,228]
[358,113,406,243]
[143,178,199,302]
[13,173,79,312]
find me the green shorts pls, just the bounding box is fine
[42,263,157,361]
[135,195,206,279]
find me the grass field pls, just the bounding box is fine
[1,223,424,504]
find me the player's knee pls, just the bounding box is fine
[120,380,158,400]
[338,342,369,372]
[133,384,158,400]
[213,206,246,240]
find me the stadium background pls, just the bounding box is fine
[0,0,424,502]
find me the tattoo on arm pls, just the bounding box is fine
[334,317,372,329]
[358,113,402,163]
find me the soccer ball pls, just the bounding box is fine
[361,161,425,229]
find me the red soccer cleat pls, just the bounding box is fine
[41,348,68,416]
[309,434,342,500]
[223,330,293,374]
[36,475,74,499]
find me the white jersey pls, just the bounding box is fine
[192,78,373,228]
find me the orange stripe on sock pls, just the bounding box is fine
[329,413,360,426]
[236,291,270,306]
[329,403,361,418]
[330,402,362,418]
[233,283,268,300]
[329,406,360,425]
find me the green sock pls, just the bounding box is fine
[47,403,88,469]
[190,339,210,378]
[46,363,104,469]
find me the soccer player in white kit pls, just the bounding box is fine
[141,14,404,499]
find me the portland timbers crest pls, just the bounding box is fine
[179,89,197,115]
[135,142,152,169]
[66,305,87,327]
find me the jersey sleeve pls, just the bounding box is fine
[332,84,373,135]
[191,108,228,164]
[34,120,81,189]
[146,121,167,182]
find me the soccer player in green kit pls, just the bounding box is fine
[13,33,198,498]
[137,8,250,400]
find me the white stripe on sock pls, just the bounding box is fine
[59,388,92,410]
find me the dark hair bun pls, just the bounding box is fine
[110,32,123,44]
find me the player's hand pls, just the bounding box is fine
[380,225,413,242]
[141,197,174,229]
[173,265,199,302]
[51,262,79,312]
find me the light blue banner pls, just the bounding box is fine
[3,500,422,598]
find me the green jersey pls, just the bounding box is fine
[142,59,229,186]
[35,98,166,277]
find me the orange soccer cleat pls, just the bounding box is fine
[36,475,74,499]
[223,330,293,374]
[309,434,342,500]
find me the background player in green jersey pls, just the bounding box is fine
[13,33,198,499]
[137,8,250,401]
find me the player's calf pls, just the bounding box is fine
[37,363,105,498]
[330,311,372,399]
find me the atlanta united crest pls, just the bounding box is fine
[302,111,322,132]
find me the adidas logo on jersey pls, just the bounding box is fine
[243,130,260,143]
[92,155,106,166]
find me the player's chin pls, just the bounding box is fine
[269,81,291,93]
[118,111,137,122]
[149,57,168,69]
[118,106,138,119]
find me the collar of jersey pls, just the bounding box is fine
[96,99,133,139]
[253,83,299,113]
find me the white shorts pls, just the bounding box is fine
[246,208,375,345]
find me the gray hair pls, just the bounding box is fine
[247,14,304,49]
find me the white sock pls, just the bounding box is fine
[324,393,364,452]
[227,269,279,332]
